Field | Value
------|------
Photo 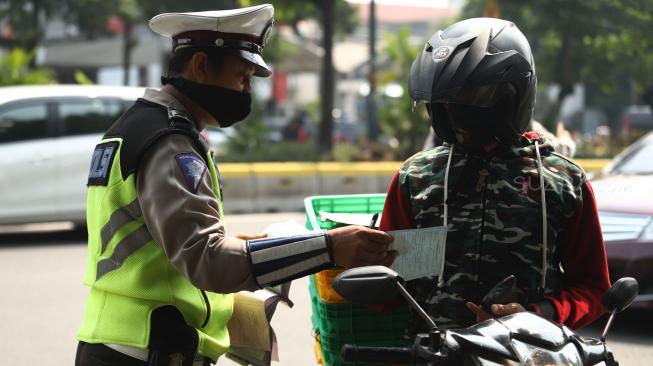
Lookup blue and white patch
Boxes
[175,153,206,193]
[87,141,118,186]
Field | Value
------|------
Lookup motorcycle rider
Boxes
[379,18,610,335]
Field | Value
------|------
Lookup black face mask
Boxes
[162,77,251,128]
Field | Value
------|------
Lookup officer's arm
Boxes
[138,134,262,292]
[138,134,375,291]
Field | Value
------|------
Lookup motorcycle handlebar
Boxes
[341,344,413,364]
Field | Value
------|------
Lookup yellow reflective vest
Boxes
[77,100,233,362]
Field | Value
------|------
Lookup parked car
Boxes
[0,85,237,228]
[592,130,653,305]
[620,104,653,138]
[266,115,366,144]
[0,85,145,227]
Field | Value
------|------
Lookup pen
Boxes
[369,213,379,229]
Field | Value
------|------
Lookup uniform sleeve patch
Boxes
[88,141,119,186]
[175,153,207,193]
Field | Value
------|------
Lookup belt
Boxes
[104,343,211,365]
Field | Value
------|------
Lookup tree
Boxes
[319,0,336,154]
[0,48,56,85]
[0,0,66,55]
[585,1,653,115]
[244,0,359,155]
[462,0,653,132]
[60,0,239,85]
[377,27,430,159]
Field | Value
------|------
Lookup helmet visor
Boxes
[437,82,517,108]
[408,48,437,104]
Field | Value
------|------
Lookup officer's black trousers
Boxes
[75,307,207,366]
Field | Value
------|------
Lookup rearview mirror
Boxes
[332,266,403,304]
[603,277,638,313]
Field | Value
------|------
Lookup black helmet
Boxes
[409,18,536,151]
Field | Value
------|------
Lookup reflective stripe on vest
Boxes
[97,224,152,280]
[100,198,142,253]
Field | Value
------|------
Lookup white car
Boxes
[0,85,145,227]
[0,85,236,227]
[0,85,235,226]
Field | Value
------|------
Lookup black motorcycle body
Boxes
[334,266,637,366]
[418,312,611,365]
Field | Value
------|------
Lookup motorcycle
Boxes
[332,266,639,366]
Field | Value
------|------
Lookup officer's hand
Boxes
[466,302,526,323]
[327,226,396,268]
[236,233,268,240]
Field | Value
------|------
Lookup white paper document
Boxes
[388,226,447,281]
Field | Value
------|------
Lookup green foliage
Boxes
[219,141,321,162]
[220,99,322,162]
[243,0,360,156]
[0,0,65,49]
[74,70,94,85]
[221,100,269,156]
[61,0,240,38]
[0,49,56,86]
[332,143,361,162]
[137,0,239,20]
[259,31,298,64]
[377,27,430,160]
[461,0,653,129]
[241,0,358,38]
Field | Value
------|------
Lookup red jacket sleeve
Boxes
[537,180,611,329]
[367,172,416,312]
[380,171,416,231]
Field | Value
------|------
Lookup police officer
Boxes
[75,4,395,366]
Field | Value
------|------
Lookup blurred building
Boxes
[25,16,166,87]
[2,2,462,135]
[264,0,461,134]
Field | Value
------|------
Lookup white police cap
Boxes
[149,4,274,77]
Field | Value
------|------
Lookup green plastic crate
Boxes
[305,194,404,366]
[309,276,409,336]
[317,331,407,366]
[309,277,409,365]
[304,194,387,230]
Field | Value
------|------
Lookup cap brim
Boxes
[237,50,271,77]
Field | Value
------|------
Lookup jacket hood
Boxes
[442,131,555,160]
[499,132,555,159]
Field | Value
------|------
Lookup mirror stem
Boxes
[600,310,616,342]
[395,282,439,331]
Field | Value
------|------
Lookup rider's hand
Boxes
[236,232,268,240]
[490,302,526,316]
[328,225,397,268]
[466,302,493,323]
[466,302,526,323]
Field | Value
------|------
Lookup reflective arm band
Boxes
[247,230,334,287]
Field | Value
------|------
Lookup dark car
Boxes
[592,131,653,305]
[621,105,653,138]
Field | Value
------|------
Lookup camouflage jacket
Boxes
[396,135,586,332]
